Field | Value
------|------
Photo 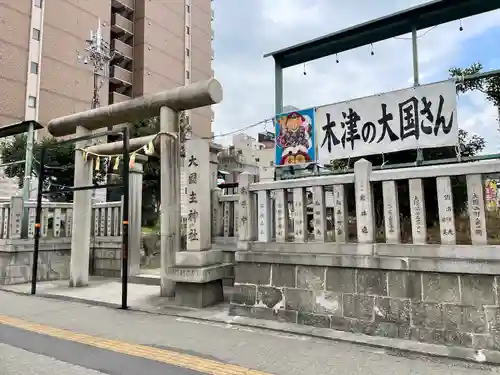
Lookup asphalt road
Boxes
[0,324,201,375]
[1,291,500,374]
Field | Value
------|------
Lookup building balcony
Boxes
[111,0,134,12]
[109,91,131,104]
[111,13,133,36]
[110,65,132,86]
[111,39,133,63]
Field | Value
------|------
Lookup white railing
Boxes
[230,159,500,247]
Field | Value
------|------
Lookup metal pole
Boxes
[21,121,35,237]
[411,27,419,86]
[121,127,130,310]
[411,26,424,165]
[275,60,283,115]
[30,146,45,295]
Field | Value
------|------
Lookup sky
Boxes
[210,0,500,154]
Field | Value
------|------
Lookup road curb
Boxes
[2,287,500,366]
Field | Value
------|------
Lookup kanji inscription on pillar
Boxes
[333,185,347,243]
[274,189,288,242]
[293,188,307,242]
[185,139,212,250]
[354,159,374,243]
[467,174,487,245]
[409,178,426,244]
[257,190,271,242]
[436,176,456,245]
[312,186,326,242]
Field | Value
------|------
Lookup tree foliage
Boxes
[449,61,500,108]
[124,111,191,226]
[0,135,104,202]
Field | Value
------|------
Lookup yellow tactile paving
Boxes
[0,315,272,375]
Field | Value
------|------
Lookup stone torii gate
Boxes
[46,79,223,299]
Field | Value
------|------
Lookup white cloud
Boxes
[212,0,500,150]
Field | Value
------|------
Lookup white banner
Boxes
[315,80,458,161]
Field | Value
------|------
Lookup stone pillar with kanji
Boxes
[171,138,231,307]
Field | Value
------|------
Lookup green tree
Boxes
[0,135,104,202]
[117,112,191,227]
[449,61,500,108]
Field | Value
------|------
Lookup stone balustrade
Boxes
[0,198,123,284]
[228,158,500,355]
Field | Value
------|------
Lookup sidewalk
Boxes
[4,277,500,370]
[1,290,497,375]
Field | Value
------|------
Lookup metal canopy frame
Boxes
[265,0,500,114]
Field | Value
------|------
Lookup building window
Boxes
[186,4,190,13]
[186,48,190,57]
[32,28,40,41]
[186,70,190,80]
[28,96,37,108]
[30,62,39,74]
[186,26,190,35]
[34,0,43,8]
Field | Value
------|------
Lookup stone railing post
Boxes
[237,172,256,250]
[127,155,147,277]
[9,196,23,240]
[211,187,222,238]
[354,159,374,244]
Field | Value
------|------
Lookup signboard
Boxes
[315,80,458,161]
[275,108,315,166]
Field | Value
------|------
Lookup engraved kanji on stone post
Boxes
[333,185,348,243]
[293,188,307,242]
[467,174,487,245]
[382,180,400,243]
[185,139,211,250]
[436,176,456,245]
[312,186,327,242]
[274,189,289,242]
[257,190,272,242]
[409,178,427,244]
[354,159,374,243]
[238,172,256,249]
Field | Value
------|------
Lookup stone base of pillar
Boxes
[174,279,224,308]
[170,252,232,307]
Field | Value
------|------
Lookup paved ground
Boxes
[1,291,500,374]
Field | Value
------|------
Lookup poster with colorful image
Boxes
[275,108,316,166]
[485,178,498,212]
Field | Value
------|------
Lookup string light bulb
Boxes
[370,43,375,56]
[459,19,463,31]
[303,62,307,75]
[336,53,339,64]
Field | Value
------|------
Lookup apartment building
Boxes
[0,0,215,195]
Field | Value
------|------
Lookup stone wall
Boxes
[0,243,71,285]
[92,245,121,277]
[230,255,500,352]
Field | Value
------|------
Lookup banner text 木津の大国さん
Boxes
[315,80,458,163]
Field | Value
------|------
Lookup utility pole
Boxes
[77,20,113,110]
[76,20,114,200]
